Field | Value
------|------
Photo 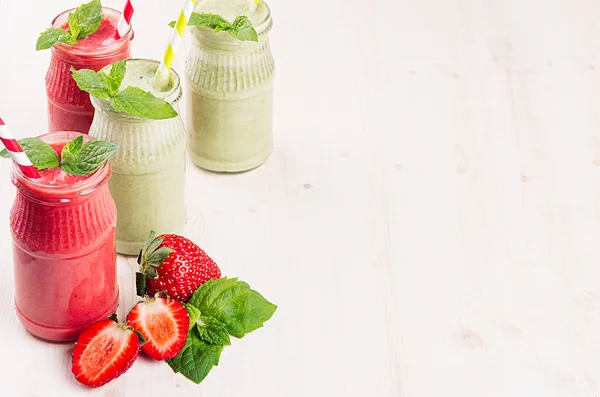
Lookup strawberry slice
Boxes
[126,296,190,360]
[72,317,142,388]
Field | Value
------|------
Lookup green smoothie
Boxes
[186,0,275,172]
[89,59,187,255]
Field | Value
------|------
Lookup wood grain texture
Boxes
[1,0,600,395]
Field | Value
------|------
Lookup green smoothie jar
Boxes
[186,0,275,173]
[89,59,187,255]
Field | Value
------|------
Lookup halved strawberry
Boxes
[72,317,142,388]
[126,296,190,360]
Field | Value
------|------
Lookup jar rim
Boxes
[12,131,111,196]
[189,1,272,41]
[50,7,133,58]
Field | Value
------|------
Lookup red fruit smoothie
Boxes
[10,132,118,342]
[46,8,133,134]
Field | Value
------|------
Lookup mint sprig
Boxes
[36,0,103,51]
[169,14,259,42]
[0,135,117,176]
[71,60,178,120]
[167,277,277,384]
[61,140,118,175]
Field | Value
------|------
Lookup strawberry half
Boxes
[126,296,190,360]
[72,316,142,388]
[136,232,221,302]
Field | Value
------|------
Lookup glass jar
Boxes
[46,7,133,133]
[11,132,118,342]
[186,0,275,172]
[89,59,187,256]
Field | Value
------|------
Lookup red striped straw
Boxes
[0,118,41,179]
[114,0,134,39]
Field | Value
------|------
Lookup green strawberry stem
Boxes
[136,231,173,297]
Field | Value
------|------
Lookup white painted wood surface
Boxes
[2,0,600,395]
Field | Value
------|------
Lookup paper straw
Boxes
[115,0,135,39]
[153,0,197,89]
[0,118,40,179]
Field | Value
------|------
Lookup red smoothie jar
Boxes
[10,131,118,341]
[46,7,133,133]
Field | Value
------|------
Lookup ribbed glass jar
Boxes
[186,0,275,172]
[11,132,117,342]
[46,7,132,133]
[89,59,187,255]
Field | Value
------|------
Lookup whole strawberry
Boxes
[136,231,221,302]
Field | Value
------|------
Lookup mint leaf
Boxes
[0,138,59,170]
[188,278,237,309]
[167,331,223,384]
[76,141,118,173]
[61,136,84,164]
[183,303,201,329]
[71,67,111,99]
[72,62,178,119]
[215,288,276,338]
[36,0,103,51]
[106,60,126,96]
[60,162,87,176]
[213,21,232,34]
[196,316,231,345]
[19,138,60,170]
[68,12,82,39]
[169,13,228,29]
[231,16,258,42]
[174,13,258,42]
[36,28,76,51]
[68,0,103,39]
[189,277,277,338]
[110,86,178,120]
[61,140,118,176]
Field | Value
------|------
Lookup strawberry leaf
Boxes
[146,267,159,280]
[148,247,173,267]
[144,232,162,255]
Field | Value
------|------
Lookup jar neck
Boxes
[12,164,112,206]
[51,39,131,69]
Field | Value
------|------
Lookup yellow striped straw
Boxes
[153,0,197,89]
